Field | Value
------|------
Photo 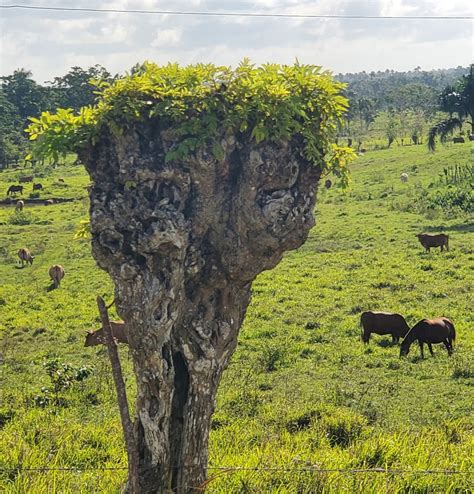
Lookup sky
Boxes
[0,0,473,83]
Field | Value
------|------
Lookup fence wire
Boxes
[1,466,472,474]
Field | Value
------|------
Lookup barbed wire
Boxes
[1,465,472,475]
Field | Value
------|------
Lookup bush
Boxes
[258,343,286,372]
[322,409,366,447]
[286,409,321,433]
[33,358,94,408]
[8,211,36,225]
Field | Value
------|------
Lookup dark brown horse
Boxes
[7,185,23,196]
[360,311,410,344]
[400,317,455,358]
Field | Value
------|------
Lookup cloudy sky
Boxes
[0,0,472,83]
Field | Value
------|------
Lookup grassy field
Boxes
[0,142,473,493]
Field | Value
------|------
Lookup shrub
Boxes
[286,409,321,433]
[33,358,93,408]
[7,211,37,225]
[224,389,262,418]
[258,343,286,372]
[322,409,366,447]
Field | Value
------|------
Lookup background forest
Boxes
[0,64,470,167]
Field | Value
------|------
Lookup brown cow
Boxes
[18,247,34,266]
[400,317,455,358]
[15,200,24,212]
[416,233,449,252]
[84,321,128,346]
[49,264,65,288]
[360,311,410,344]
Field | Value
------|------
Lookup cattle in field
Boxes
[18,248,34,266]
[400,317,455,358]
[33,183,43,191]
[324,179,332,189]
[44,199,54,206]
[453,137,465,144]
[49,264,65,288]
[360,311,410,344]
[15,200,24,212]
[416,233,449,252]
[19,175,34,183]
[84,321,128,346]
[400,173,408,183]
[7,185,23,196]
[469,134,474,141]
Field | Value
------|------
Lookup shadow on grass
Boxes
[422,222,474,233]
[376,339,399,349]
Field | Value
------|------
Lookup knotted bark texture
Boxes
[80,121,322,493]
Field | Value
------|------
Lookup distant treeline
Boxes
[0,64,469,167]
[337,66,467,112]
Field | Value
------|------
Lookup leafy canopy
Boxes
[26,60,354,183]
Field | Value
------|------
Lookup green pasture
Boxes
[0,142,473,493]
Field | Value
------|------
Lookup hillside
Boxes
[0,142,473,492]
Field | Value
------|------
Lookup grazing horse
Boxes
[360,311,410,344]
[7,185,23,196]
[33,183,43,191]
[400,317,455,358]
[18,247,34,266]
[49,264,65,288]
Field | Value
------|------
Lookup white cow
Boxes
[400,173,408,183]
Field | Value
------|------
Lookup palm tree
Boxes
[428,64,474,150]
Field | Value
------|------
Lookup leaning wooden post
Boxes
[97,296,139,493]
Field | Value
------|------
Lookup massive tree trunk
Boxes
[80,121,322,492]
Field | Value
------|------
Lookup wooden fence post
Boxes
[97,296,140,493]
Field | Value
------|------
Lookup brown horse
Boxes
[400,317,455,358]
[360,311,410,344]
[7,185,23,196]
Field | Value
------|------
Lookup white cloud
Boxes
[150,28,182,48]
[0,0,472,82]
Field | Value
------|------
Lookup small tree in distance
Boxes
[428,64,474,150]
[27,60,354,493]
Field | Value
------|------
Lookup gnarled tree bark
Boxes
[80,121,322,493]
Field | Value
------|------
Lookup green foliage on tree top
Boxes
[26,60,355,183]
